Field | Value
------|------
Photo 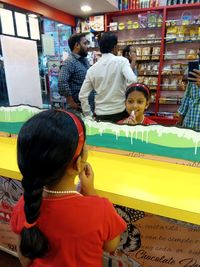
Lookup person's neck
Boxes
[46,173,76,192]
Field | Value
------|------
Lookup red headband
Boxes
[126,83,150,98]
[59,110,84,160]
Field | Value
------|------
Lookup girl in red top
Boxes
[11,110,126,267]
[118,83,156,125]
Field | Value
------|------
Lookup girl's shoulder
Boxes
[143,117,157,125]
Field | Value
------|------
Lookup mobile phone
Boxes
[188,61,199,79]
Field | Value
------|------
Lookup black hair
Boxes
[17,110,86,259]
[122,45,132,58]
[99,32,118,53]
[125,84,150,101]
[68,33,86,51]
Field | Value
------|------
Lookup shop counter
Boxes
[1,136,200,224]
[1,136,200,266]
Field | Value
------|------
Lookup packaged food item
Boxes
[144,77,150,85]
[176,26,186,42]
[118,22,125,31]
[136,47,142,60]
[109,22,118,31]
[169,78,178,90]
[152,63,159,75]
[126,20,133,30]
[157,14,163,28]
[152,77,158,86]
[152,47,160,60]
[138,76,144,83]
[162,65,171,75]
[189,27,198,41]
[138,13,148,28]
[166,26,177,42]
[186,49,197,60]
[181,11,192,26]
[171,64,181,75]
[147,12,158,28]
[132,22,140,29]
[162,78,170,90]
[142,47,151,60]
[177,49,186,59]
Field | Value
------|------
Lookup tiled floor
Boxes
[0,251,21,267]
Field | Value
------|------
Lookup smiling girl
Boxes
[118,83,156,125]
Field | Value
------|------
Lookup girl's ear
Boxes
[75,156,82,173]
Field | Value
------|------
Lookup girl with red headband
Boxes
[118,83,156,125]
[10,110,126,267]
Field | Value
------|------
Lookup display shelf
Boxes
[109,27,162,31]
[165,39,200,44]
[105,3,200,125]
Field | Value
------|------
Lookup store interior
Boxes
[0,0,200,267]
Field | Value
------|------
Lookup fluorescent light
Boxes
[28,14,37,18]
[57,23,63,27]
[81,5,92,12]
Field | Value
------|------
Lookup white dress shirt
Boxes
[79,53,137,116]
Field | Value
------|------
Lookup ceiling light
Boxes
[28,14,37,18]
[57,23,63,27]
[81,5,92,12]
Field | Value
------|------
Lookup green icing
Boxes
[0,106,200,161]
[87,134,200,162]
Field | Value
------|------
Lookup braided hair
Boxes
[17,110,86,259]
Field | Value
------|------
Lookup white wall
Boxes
[0,35,42,108]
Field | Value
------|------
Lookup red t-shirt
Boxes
[11,195,126,267]
[118,116,157,125]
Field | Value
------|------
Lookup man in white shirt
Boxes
[79,32,137,122]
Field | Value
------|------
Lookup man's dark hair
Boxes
[68,33,86,51]
[122,45,132,58]
[99,32,118,54]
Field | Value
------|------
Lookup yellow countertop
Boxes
[1,137,200,225]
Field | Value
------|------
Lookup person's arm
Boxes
[79,71,94,116]
[102,199,127,253]
[16,235,32,267]
[103,235,121,252]
[78,163,96,196]
[58,61,79,109]
[121,58,137,84]
[177,82,191,125]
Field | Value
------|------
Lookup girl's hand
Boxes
[188,69,200,87]
[78,163,96,196]
[123,116,137,125]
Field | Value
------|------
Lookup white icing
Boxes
[84,119,200,155]
[0,106,41,122]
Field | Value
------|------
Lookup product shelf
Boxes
[105,3,200,125]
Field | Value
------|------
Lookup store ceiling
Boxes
[38,0,118,16]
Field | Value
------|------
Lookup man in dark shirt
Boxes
[58,33,92,112]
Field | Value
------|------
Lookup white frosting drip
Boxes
[84,119,200,155]
[0,106,41,122]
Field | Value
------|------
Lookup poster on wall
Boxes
[89,15,104,32]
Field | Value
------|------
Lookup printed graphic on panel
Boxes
[0,176,23,253]
[103,204,200,267]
